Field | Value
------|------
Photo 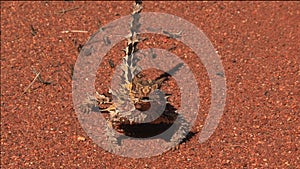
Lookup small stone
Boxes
[77,136,86,141]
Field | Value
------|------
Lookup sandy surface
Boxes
[1,1,299,168]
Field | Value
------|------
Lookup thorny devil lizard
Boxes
[80,1,190,152]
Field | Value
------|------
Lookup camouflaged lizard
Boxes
[80,0,190,152]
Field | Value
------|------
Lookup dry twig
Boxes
[56,7,80,16]
[60,30,88,34]
[30,25,37,36]
[22,71,41,95]
[33,69,52,85]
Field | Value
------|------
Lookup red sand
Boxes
[1,1,299,168]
